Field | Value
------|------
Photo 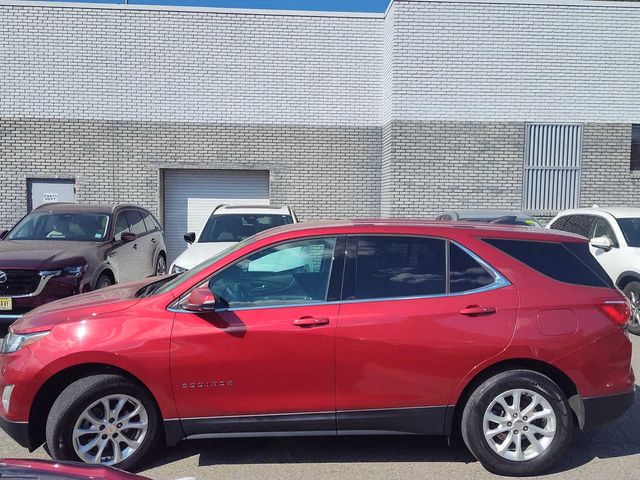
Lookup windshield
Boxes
[617,218,640,247]
[8,212,110,241]
[153,238,254,296]
[198,214,292,243]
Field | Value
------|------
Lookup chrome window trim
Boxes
[168,238,510,314]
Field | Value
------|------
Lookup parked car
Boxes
[0,458,149,479]
[0,203,166,323]
[170,204,297,273]
[436,209,542,227]
[0,220,634,476]
[547,207,640,334]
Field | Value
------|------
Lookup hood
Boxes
[11,277,156,334]
[172,242,236,270]
[0,239,98,270]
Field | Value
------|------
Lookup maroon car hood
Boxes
[11,279,154,334]
[0,240,98,270]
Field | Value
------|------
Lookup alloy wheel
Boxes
[483,388,556,461]
[72,394,149,465]
[156,256,166,276]
[628,290,640,327]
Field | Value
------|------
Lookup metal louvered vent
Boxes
[522,124,583,212]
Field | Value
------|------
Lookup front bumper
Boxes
[582,388,635,430]
[0,415,31,449]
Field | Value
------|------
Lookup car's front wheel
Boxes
[622,281,640,335]
[461,370,573,477]
[45,374,160,471]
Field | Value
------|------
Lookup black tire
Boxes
[155,254,167,276]
[461,370,573,477]
[622,281,640,335]
[45,374,160,471]
[95,273,113,290]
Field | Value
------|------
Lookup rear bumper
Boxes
[0,415,31,449]
[582,388,635,430]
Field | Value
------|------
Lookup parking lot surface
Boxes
[1,335,638,480]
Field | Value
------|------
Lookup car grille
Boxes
[0,269,41,296]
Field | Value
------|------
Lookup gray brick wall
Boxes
[0,119,381,229]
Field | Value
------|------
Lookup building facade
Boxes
[1,0,639,260]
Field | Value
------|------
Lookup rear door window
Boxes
[484,238,613,288]
[347,236,447,300]
[124,210,147,236]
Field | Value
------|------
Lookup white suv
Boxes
[170,205,298,274]
[547,207,640,334]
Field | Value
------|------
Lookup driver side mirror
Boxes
[590,235,613,251]
[184,232,196,244]
[0,230,7,240]
[182,285,216,312]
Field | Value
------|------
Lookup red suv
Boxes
[0,220,634,476]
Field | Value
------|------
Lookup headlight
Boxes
[39,265,87,278]
[62,265,87,278]
[171,265,187,274]
[0,331,50,354]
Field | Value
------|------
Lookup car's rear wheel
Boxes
[461,370,573,477]
[622,281,640,335]
[95,273,113,290]
[45,374,159,471]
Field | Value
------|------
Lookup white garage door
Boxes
[163,169,270,263]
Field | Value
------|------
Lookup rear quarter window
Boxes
[484,238,613,288]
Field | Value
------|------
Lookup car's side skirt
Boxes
[167,406,449,442]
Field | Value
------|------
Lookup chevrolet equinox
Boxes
[0,220,635,476]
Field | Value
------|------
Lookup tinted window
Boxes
[617,218,640,247]
[484,238,611,288]
[560,215,593,238]
[209,237,336,309]
[114,213,129,241]
[563,242,614,287]
[590,217,618,247]
[124,210,146,235]
[449,243,495,293]
[351,236,446,300]
[199,214,293,243]
[549,216,568,231]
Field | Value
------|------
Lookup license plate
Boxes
[0,298,12,311]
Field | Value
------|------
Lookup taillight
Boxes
[597,300,631,327]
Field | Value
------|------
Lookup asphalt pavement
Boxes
[1,336,638,480]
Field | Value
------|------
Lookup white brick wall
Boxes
[387,0,640,122]
[0,4,383,126]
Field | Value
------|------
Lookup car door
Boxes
[588,216,624,282]
[335,235,518,436]
[170,236,344,437]
[123,209,153,278]
[108,211,138,284]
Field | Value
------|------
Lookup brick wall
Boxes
[0,119,382,229]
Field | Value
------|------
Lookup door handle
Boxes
[133,243,138,250]
[151,238,156,243]
[292,316,330,327]
[459,305,497,316]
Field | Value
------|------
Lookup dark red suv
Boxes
[0,203,167,324]
[0,220,634,476]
